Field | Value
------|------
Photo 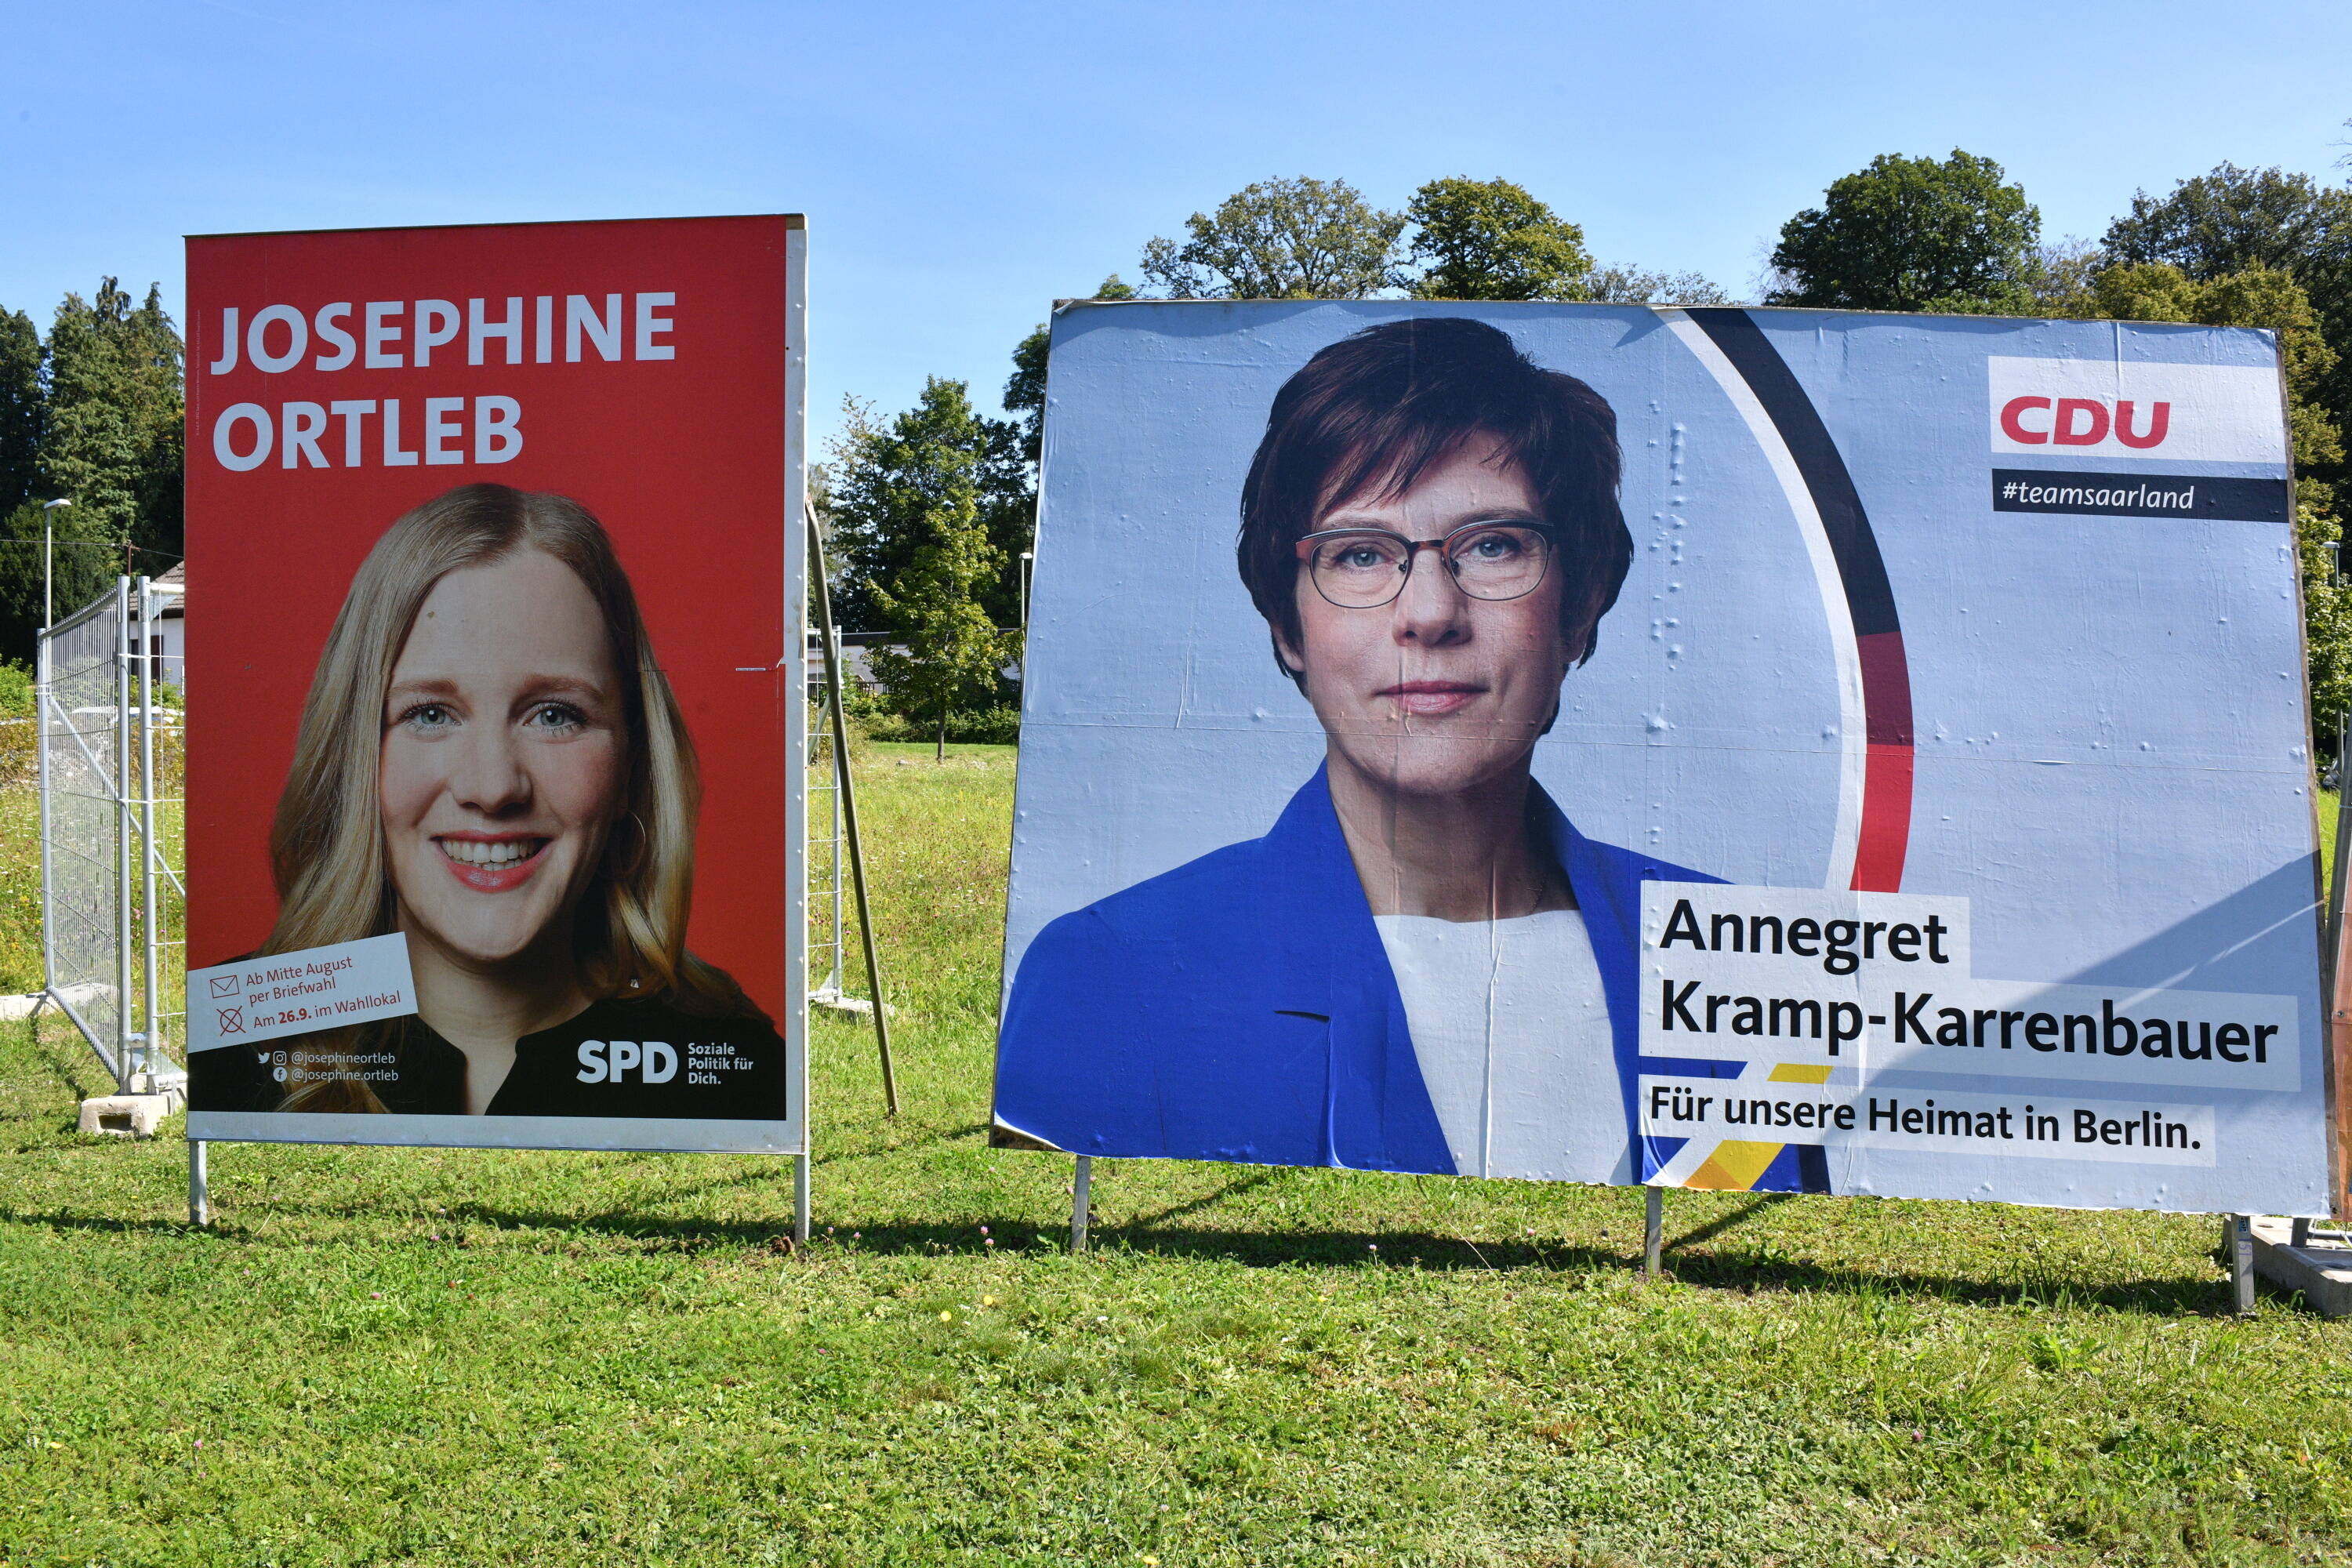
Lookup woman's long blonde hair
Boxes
[269,484,752,1112]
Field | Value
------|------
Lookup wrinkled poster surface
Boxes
[184,216,807,1153]
[993,301,2326,1214]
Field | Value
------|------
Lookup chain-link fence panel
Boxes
[41,583,126,1082]
[39,578,182,1093]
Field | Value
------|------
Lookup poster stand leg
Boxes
[806,506,899,1117]
[793,1152,811,1247]
[2225,1213,2256,1316]
[1070,1155,1092,1254]
[2325,708,2352,1225]
[1644,1186,1664,1279]
[188,1139,208,1228]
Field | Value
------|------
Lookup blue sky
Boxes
[3,0,2347,456]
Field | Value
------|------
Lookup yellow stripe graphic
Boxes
[1675,1063,1835,1190]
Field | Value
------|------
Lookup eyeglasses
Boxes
[1293,520,1557,608]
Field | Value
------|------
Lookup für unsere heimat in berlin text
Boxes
[1636,884,2299,1167]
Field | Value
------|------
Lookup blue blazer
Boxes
[994,764,1830,1190]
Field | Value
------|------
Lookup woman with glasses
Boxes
[994,316,1792,1189]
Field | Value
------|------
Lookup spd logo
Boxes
[1986,356,2285,466]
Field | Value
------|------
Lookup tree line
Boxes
[829,153,2352,746]
[9,149,2347,731]
[0,281,186,658]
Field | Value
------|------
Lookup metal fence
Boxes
[38,576,185,1093]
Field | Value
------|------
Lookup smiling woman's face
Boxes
[379,549,626,971]
[1280,436,1571,800]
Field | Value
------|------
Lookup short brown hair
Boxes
[1236,316,1631,682]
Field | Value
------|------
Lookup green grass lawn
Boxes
[3,741,2350,1566]
[2321,789,2340,898]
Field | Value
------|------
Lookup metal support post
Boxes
[1070,1155,1093,1254]
[136,578,159,1087]
[807,506,898,1116]
[2327,708,2352,1225]
[793,1152,811,1247]
[34,631,54,1012]
[111,579,133,1091]
[1644,1185,1664,1279]
[188,1140,209,1228]
[2225,1213,2256,1316]
[807,641,848,1004]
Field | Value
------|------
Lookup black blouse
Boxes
[189,992,789,1120]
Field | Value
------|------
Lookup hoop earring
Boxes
[608,810,649,877]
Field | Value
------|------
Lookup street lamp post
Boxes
[40,499,71,630]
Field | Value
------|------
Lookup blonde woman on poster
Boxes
[191,484,787,1119]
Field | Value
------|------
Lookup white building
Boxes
[147,561,185,691]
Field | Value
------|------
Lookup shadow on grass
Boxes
[1664,1192,1791,1251]
[1047,1221,2238,1316]
[0,1117,2244,1317]
[0,1199,2249,1315]
[0,1208,212,1238]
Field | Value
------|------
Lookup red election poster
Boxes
[182,216,808,1153]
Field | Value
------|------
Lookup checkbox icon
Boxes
[216,1007,245,1037]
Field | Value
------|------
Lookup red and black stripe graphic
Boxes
[1684,308,1915,893]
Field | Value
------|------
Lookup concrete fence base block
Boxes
[0,993,42,1022]
[78,1093,175,1140]
[2252,1217,2352,1316]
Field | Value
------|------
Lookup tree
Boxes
[830,383,1031,634]
[1141,177,1404,299]
[833,379,1016,757]
[2103,163,2352,282]
[0,282,184,659]
[1768,150,2041,314]
[42,280,184,564]
[1584,264,1733,305]
[0,308,42,516]
[2298,503,2352,739]
[2102,162,2352,493]
[1401,177,1592,301]
[2016,238,2107,316]
[829,380,1018,753]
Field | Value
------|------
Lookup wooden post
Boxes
[1070,1155,1093,1254]
[1643,1185,1664,1279]
[188,1139,208,1228]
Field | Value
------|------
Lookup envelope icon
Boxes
[209,974,241,998]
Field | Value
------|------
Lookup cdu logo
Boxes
[1986,356,2286,466]
[1998,394,2169,449]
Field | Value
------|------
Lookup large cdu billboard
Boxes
[991,299,2330,1215]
